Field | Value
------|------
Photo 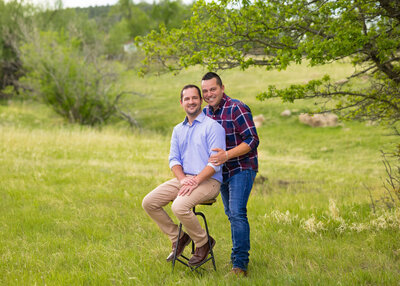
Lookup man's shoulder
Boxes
[203,115,217,125]
[229,97,248,108]
[204,116,225,132]
[223,95,249,110]
[173,121,185,132]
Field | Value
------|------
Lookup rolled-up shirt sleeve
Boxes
[233,104,259,150]
[206,122,226,172]
[168,127,182,169]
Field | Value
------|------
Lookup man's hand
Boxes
[178,183,198,196]
[180,176,197,186]
[208,148,228,166]
[178,176,199,196]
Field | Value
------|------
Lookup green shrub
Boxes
[20,30,122,126]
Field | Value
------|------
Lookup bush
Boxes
[20,30,123,126]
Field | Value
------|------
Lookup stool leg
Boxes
[203,214,217,271]
[194,210,217,271]
[172,223,183,271]
[191,207,196,254]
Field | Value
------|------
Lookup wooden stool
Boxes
[172,198,217,272]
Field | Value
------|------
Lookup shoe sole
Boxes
[187,238,216,266]
[166,237,192,262]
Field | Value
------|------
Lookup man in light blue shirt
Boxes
[142,84,225,266]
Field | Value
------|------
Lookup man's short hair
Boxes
[180,84,202,101]
[202,72,223,87]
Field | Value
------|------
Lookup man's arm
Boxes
[171,164,186,182]
[209,142,251,166]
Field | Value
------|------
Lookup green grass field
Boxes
[1,63,399,285]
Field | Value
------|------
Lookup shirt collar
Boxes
[183,111,205,125]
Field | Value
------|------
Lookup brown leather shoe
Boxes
[166,232,192,262]
[228,267,248,277]
[187,236,215,266]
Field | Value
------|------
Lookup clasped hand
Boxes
[178,176,198,196]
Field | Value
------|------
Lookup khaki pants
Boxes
[142,177,220,247]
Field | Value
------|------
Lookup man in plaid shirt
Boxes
[202,72,259,276]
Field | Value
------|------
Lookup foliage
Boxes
[111,0,193,39]
[20,30,123,126]
[150,0,193,31]
[36,5,105,50]
[0,0,194,91]
[0,0,35,99]
[138,0,400,124]
[0,0,107,100]
[104,19,131,57]
[75,5,113,28]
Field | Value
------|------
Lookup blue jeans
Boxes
[220,169,256,271]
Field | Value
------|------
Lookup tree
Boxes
[105,19,131,56]
[150,0,193,30]
[138,0,400,124]
[110,0,193,40]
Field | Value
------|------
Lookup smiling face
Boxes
[180,87,203,119]
[201,77,224,111]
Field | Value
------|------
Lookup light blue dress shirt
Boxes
[169,112,226,183]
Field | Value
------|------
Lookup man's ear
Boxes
[221,85,225,93]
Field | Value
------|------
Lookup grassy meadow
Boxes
[1,62,399,285]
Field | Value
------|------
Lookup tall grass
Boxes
[0,62,399,285]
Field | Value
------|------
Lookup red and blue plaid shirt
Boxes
[204,94,259,181]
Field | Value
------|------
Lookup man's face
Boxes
[201,78,224,110]
[180,87,202,117]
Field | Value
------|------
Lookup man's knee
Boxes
[142,194,156,212]
[229,208,247,221]
[171,200,188,218]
